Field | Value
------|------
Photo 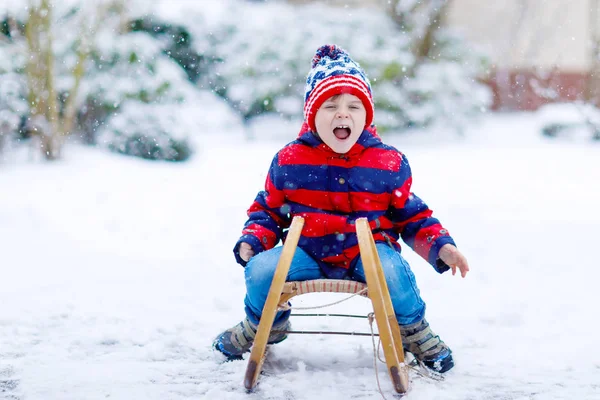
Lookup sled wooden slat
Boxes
[356,218,409,393]
[279,279,368,306]
[244,216,305,390]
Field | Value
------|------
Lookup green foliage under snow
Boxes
[0,0,493,161]
[162,0,492,132]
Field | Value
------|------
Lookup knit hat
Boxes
[303,44,374,133]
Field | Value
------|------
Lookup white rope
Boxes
[278,288,368,311]
[367,313,389,400]
[277,280,442,393]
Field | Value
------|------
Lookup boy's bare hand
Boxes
[438,244,470,278]
[239,242,255,262]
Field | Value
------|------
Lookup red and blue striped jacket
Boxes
[234,123,455,278]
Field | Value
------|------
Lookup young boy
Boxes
[213,44,469,373]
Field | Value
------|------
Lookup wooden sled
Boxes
[243,216,409,394]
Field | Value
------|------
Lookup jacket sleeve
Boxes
[387,153,455,273]
[233,154,292,266]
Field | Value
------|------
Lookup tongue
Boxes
[333,127,351,140]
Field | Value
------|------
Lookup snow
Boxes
[1,109,599,399]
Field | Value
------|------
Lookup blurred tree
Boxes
[0,117,11,155]
[381,0,489,133]
[23,0,112,160]
[129,18,211,84]
[385,0,453,66]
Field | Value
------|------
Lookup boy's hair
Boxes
[304,44,374,133]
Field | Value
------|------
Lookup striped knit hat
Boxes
[303,44,374,133]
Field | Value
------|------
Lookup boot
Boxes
[401,318,454,373]
[213,317,291,360]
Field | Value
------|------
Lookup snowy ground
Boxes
[1,113,599,400]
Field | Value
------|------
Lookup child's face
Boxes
[314,93,366,154]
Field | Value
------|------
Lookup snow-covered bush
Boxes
[0,16,29,149]
[85,31,196,107]
[0,17,26,75]
[2,0,493,162]
[0,73,28,153]
[142,0,491,132]
[127,18,214,85]
[1,2,205,161]
[178,1,415,128]
[382,30,492,132]
[537,102,600,142]
[83,29,206,160]
[0,73,27,124]
[96,102,192,161]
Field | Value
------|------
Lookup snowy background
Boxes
[2,0,600,399]
[2,110,599,399]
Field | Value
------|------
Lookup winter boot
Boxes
[213,317,291,360]
[400,318,454,373]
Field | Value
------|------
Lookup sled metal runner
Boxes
[278,329,378,337]
[243,216,409,394]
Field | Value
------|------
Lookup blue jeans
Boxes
[244,244,426,326]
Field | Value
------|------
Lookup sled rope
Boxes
[278,278,436,393]
[367,313,444,395]
[278,288,396,398]
[367,312,390,400]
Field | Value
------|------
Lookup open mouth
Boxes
[333,125,351,140]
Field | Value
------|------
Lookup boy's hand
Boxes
[438,244,470,278]
[239,242,255,262]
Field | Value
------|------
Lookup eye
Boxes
[349,105,360,109]
[324,105,336,109]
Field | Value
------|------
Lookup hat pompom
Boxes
[311,44,346,68]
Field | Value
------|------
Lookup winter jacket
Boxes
[234,123,456,278]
